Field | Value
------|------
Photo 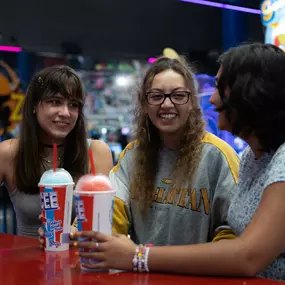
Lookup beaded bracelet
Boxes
[132,244,153,273]
[144,247,151,272]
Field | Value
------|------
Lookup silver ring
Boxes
[95,242,99,250]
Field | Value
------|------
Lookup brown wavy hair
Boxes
[131,56,205,213]
[15,66,88,194]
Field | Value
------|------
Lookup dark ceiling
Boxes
[0,0,264,60]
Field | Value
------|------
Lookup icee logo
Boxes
[40,192,59,210]
[46,220,63,233]
[76,199,86,222]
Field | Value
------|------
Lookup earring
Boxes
[33,109,36,114]
[146,117,151,142]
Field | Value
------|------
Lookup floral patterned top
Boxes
[228,144,285,280]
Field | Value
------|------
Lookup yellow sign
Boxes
[0,60,25,136]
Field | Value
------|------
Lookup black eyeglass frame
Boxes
[145,91,191,105]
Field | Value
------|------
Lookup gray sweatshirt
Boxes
[110,132,239,245]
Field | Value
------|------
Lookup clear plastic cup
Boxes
[74,174,116,271]
[39,168,74,251]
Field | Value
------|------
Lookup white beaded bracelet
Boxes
[144,247,151,272]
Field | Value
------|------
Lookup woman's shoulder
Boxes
[89,139,110,152]
[201,132,240,165]
[273,141,285,159]
[89,139,113,176]
[267,142,285,172]
[0,138,18,161]
[0,139,18,186]
[110,140,138,175]
[200,133,240,183]
[89,139,113,162]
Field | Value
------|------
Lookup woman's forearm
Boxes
[148,239,257,276]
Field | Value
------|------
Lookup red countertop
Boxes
[0,234,282,285]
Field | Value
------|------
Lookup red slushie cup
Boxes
[74,174,115,271]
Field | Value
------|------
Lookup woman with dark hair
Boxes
[0,66,113,238]
[74,56,240,267]
[73,44,285,280]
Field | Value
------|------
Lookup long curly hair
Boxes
[131,56,205,213]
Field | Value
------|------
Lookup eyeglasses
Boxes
[145,91,191,105]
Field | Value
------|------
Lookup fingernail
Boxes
[74,251,79,256]
[73,242,78,247]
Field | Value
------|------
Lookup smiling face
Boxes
[145,69,192,137]
[35,93,79,144]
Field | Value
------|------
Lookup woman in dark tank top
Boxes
[0,66,113,238]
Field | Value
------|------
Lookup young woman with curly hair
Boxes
[74,56,238,248]
[109,56,239,245]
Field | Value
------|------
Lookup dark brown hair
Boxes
[217,43,285,152]
[15,65,88,194]
[131,56,205,212]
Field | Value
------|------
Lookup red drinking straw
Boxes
[53,144,57,172]
[88,148,96,175]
